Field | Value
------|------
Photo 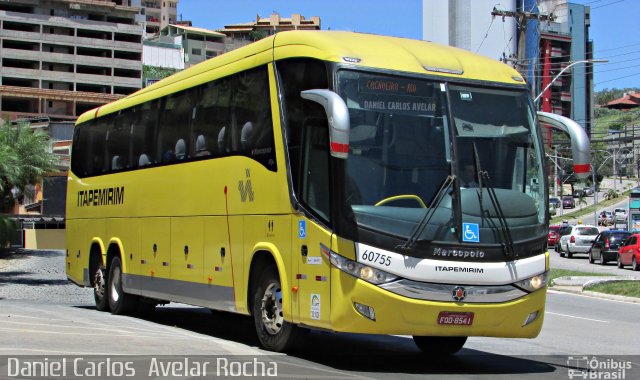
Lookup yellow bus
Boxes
[66,30,589,354]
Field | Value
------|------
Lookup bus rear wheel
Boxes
[93,262,109,312]
[252,265,301,352]
[413,336,467,355]
[107,256,137,315]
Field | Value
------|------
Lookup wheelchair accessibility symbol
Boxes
[462,223,480,243]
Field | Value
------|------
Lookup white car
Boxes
[558,225,600,258]
[614,208,627,222]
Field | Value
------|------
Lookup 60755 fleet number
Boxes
[360,249,392,266]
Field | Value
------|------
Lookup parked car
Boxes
[589,230,631,265]
[562,196,575,209]
[617,234,640,271]
[549,202,557,216]
[583,186,595,196]
[614,208,627,222]
[598,211,614,226]
[548,225,562,247]
[573,188,585,197]
[554,225,572,252]
[558,225,600,258]
[549,197,561,209]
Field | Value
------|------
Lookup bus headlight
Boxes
[514,271,550,292]
[330,252,399,285]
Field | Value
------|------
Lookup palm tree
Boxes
[0,120,55,246]
[605,189,619,201]
[577,193,587,209]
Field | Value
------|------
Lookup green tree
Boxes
[0,120,56,246]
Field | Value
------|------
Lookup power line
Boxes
[596,71,640,85]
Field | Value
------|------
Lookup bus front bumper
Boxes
[330,268,546,338]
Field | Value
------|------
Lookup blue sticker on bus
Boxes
[298,220,306,238]
[462,223,479,243]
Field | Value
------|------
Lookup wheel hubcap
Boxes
[94,267,105,298]
[260,283,283,335]
[110,265,121,303]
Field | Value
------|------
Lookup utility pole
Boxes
[490,7,555,72]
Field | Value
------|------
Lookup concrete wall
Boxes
[23,229,66,250]
[143,43,184,69]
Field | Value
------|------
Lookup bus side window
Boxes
[229,66,275,169]
[157,88,195,163]
[106,113,131,172]
[277,58,330,221]
[190,78,231,158]
[131,101,158,167]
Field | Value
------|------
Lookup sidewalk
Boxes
[552,276,640,303]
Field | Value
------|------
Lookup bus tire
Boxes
[413,336,467,355]
[92,260,109,312]
[107,256,137,315]
[252,265,300,352]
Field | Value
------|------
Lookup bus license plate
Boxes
[437,312,474,326]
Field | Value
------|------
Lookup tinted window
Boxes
[277,59,330,221]
[157,89,195,163]
[609,233,630,243]
[576,227,599,235]
[70,65,276,178]
[106,112,132,171]
[190,77,231,158]
[131,101,158,167]
[72,118,107,177]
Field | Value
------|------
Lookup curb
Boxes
[551,286,640,303]
[551,276,640,303]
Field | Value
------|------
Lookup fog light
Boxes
[523,310,539,326]
[354,302,376,321]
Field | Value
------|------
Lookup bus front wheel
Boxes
[107,256,137,315]
[413,336,467,355]
[252,265,302,352]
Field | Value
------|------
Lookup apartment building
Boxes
[535,0,594,136]
[0,0,144,122]
[218,13,321,42]
[155,24,225,68]
[143,0,177,36]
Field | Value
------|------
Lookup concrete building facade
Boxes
[423,0,517,62]
[143,0,178,36]
[218,13,320,42]
[534,0,594,136]
[152,24,225,68]
[0,0,144,122]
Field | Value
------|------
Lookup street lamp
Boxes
[534,59,609,103]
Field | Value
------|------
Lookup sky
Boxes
[178,0,639,91]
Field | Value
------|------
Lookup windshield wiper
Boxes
[472,143,515,260]
[398,175,455,250]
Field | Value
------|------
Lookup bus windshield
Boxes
[337,70,546,255]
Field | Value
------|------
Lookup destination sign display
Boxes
[356,76,440,116]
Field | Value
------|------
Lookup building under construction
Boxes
[0,0,145,123]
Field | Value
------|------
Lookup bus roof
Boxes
[77,31,526,124]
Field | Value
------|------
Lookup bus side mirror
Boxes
[537,111,590,180]
[301,89,350,159]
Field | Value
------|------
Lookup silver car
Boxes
[614,208,627,222]
[558,225,600,258]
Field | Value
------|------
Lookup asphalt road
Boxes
[1,250,639,379]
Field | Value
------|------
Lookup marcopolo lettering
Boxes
[433,247,485,259]
[77,186,125,207]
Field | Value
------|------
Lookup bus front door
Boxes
[292,217,332,328]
